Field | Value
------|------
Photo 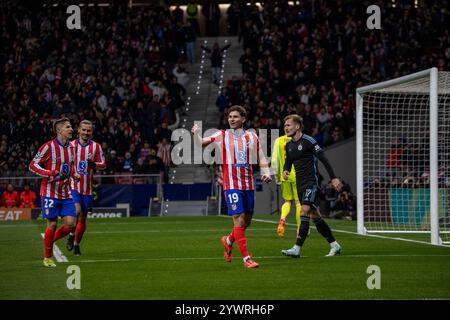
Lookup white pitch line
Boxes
[40,233,69,262]
[88,227,276,234]
[65,253,450,264]
[0,220,221,228]
[249,217,450,248]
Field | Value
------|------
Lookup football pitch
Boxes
[1,214,449,300]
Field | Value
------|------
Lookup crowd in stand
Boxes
[0,2,196,179]
[217,0,449,148]
[1,0,449,189]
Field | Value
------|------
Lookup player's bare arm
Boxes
[258,146,272,184]
[191,124,213,147]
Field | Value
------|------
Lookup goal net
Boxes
[356,68,450,245]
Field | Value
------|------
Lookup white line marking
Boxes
[65,254,450,264]
[88,228,276,234]
[249,218,450,248]
[0,220,221,228]
[40,233,69,262]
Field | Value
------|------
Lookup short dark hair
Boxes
[284,114,303,130]
[228,105,247,118]
[53,117,70,133]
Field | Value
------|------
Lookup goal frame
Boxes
[356,67,440,245]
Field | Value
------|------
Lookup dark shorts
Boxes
[298,185,320,209]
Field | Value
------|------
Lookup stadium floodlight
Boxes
[357,68,450,245]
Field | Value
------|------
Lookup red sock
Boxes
[228,229,235,244]
[75,221,87,244]
[53,225,69,241]
[233,226,249,258]
[44,228,55,258]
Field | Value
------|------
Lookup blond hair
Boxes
[284,114,303,130]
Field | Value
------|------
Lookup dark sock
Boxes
[314,217,336,243]
[295,216,310,247]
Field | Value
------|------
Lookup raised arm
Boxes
[191,124,219,147]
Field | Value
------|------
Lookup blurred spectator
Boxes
[148,148,166,183]
[202,0,221,37]
[330,190,356,221]
[216,88,232,113]
[172,5,184,24]
[121,152,134,173]
[183,21,197,65]
[106,150,121,174]
[134,158,150,174]
[385,138,407,178]
[201,42,231,85]
[226,1,240,36]
[140,142,152,160]
[1,184,19,208]
[19,183,37,208]
[157,138,172,168]
[172,65,190,89]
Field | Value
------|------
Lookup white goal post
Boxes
[356,68,450,245]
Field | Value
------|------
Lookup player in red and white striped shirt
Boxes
[29,117,79,268]
[191,105,272,268]
[67,120,106,256]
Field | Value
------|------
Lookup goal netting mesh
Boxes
[359,70,450,244]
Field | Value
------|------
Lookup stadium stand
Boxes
[0,0,449,214]
[0,1,187,179]
[218,0,449,148]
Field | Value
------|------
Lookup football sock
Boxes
[233,226,249,258]
[314,217,336,243]
[44,228,55,258]
[281,202,291,220]
[53,225,70,241]
[295,216,310,247]
[295,203,301,229]
[227,229,234,246]
[75,221,87,244]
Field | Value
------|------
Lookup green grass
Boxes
[0,214,449,300]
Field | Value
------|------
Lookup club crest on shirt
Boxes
[298,144,303,151]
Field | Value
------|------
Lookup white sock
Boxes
[243,255,251,262]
